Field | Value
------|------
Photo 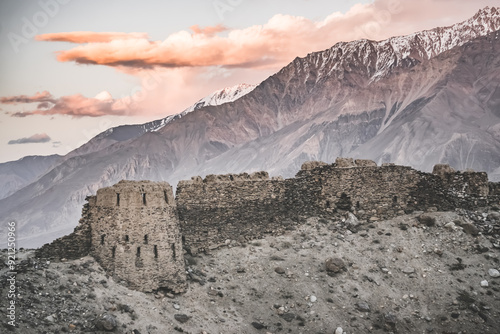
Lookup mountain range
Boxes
[1,7,500,248]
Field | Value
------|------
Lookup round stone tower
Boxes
[90,180,186,293]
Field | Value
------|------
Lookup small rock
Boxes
[454,220,479,236]
[280,313,296,322]
[355,301,371,312]
[174,314,190,323]
[417,214,436,227]
[45,315,55,323]
[384,312,397,329]
[402,267,415,274]
[274,267,285,274]
[251,321,266,329]
[488,211,500,221]
[335,327,343,334]
[488,269,500,278]
[481,280,489,287]
[444,222,457,230]
[173,303,181,310]
[95,313,117,331]
[310,295,317,302]
[345,212,360,228]
[325,257,346,275]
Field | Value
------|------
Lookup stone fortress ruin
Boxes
[37,158,500,293]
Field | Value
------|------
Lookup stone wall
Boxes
[37,158,496,292]
[90,181,186,293]
[294,163,422,219]
[36,197,94,260]
[489,182,500,205]
[176,159,494,253]
[176,172,298,254]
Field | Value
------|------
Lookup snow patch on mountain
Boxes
[150,84,256,132]
[296,7,500,83]
[183,84,257,113]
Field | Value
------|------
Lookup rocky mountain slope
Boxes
[65,83,256,159]
[1,8,500,248]
[2,210,500,333]
[0,154,61,200]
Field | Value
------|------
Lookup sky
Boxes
[0,0,498,163]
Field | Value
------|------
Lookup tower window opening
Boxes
[142,193,147,205]
[144,235,148,244]
[100,235,105,245]
[393,195,398,203]
[154,245,158,258]
[112,246,116,258]
[164,190,168,203]
[125,235,129,242]
[171,243,176,260]
[116,193,120,206]
[136,247,141,257]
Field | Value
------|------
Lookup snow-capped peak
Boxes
[150,83,257,132]
[183,83,257,113]
[290,6,500,83]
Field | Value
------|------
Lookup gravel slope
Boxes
[1,210,500,333]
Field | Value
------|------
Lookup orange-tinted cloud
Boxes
[0,91,55,104]
[190,24,227,36]
[35,31,149,43]
[3,92,129,118]
[35,1,498,71]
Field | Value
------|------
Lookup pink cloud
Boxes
[35,31,149,43]
[8,1,497,119]
[0,91,56,104]
[35,2,498,71]
[190,24,227,36]
[3,92,130,118]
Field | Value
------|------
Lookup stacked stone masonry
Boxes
[37,158,500,293]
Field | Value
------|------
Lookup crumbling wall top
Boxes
[96,180,174,208]
[301,161,328,171]
[333,157,377,168]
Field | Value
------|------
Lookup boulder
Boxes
[417,214,436,227]
[95,314,117,331]
[174,314,191,323]
[325,257,346,275]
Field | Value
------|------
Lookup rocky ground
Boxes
[1,209,500,334]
